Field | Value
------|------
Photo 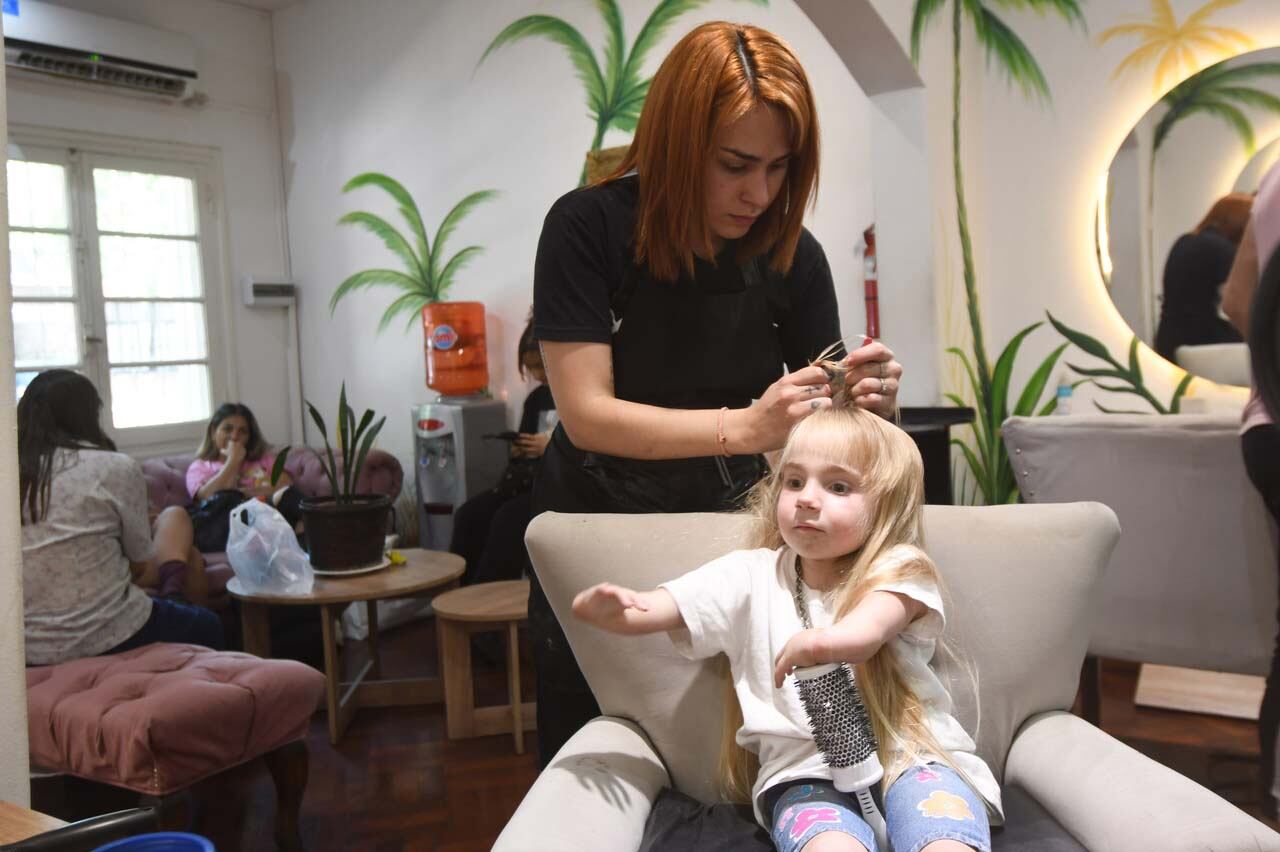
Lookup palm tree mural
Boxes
[910,0,1085,505]
[480,0,766,185]
[1098,0,1253,96]
[1153,58,1280,155]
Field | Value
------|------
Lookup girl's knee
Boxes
[801,832,868,852]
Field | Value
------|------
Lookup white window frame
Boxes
[9,125,238,456]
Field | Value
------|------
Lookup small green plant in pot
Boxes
[280,384,390,573]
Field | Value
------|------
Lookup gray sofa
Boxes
[495,505,1279,851]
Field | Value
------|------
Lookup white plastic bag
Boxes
[226,499,314,595]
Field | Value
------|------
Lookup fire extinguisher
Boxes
[862,224,880,339]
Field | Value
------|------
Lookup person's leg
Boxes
[883,764,990,852]
[769,781,873,852]
[133,508,208,604]
[104,597,226,655]
[529,573,600,767]
[1243,424,1280,811]
[450,490,509,585]
[473,493,535,585]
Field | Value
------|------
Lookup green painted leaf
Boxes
[1094,401,1149,415]
[1169,373,1195,413]
[1048,312,1117,365]
[479,16,607,115]
[593,0,626,101]
[910,0,947,63]
[987,0,1086,30]
[377,292,431,334]
[1127,336,1141,384]
[971,5,1052,102]
[435,246,485,302]
[342,173,431,271]
[430,190,498,283]
[610,110,640,134]
[329,269,428,314]
[338,212,424,280]
[1216,86,1280,116]
[1013,342,1068,416]
[1064,362,1129,380]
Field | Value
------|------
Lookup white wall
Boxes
[273,0,900,462]
[0,11,31,803]
[876,0,1280,414]
[6,0,296,444]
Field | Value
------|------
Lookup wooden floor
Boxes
[41,619,1279,850]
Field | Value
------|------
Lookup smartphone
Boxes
[483,431,520,442]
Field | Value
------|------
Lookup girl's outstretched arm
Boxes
[572,583,685,635]
[773,591,924,687]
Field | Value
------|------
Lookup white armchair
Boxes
[496,505,1278,851]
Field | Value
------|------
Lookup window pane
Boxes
[93,169,197,236]
[98,235,202,298]
[8,161,68,229]
[16,370,38,402]
[10,232,74,297]
[13,302,78,368]
[109,364,210,428]
[106,301,207,363]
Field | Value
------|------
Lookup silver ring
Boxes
[879,378,888,395]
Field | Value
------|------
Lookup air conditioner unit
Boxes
[2,0,198,100]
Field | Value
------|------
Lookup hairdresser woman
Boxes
[530,21,903,764]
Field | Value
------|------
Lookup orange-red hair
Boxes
[1194,192,1253,246]
[601,22,820,282]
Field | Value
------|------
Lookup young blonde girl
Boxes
[572,404,1001,852]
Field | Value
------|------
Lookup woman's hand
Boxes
[731,365,833,454]
[513,432,550,459]
[842,338,902,419]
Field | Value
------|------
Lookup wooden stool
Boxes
[432,579,536,753]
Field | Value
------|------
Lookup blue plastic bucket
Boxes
[93,833,215,852]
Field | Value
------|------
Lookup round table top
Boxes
[226,548,464,605]
[432,579,530,623]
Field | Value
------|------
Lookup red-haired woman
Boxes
[530,21,904,764]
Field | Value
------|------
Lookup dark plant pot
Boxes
[300,494,392,572]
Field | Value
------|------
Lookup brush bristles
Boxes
[794,663,879,768]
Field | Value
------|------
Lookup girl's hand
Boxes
[513,432,550,459]
[572,582,650,633]
[733,366,833,454]
[222,439,247,468]
[774,628,829,688]
[842,337,903,419]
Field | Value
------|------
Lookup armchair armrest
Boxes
[1005,711,1279,850]
[494,716,671,852]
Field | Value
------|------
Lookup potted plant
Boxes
[277,384,390,573]
[330,173,497,396]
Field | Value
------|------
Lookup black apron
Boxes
[528,250,789,765]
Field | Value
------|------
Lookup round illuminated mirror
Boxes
[1098,47,1280,388]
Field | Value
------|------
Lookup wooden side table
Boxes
[0,802,66,843]
[228,548,465,744]
[432,580,535,753]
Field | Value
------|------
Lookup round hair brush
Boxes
[794,662,888,850]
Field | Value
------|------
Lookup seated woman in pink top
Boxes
[186,403,304,552]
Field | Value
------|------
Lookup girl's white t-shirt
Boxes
[660,544,1003,827]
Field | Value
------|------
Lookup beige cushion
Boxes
[1002,414,1279,673]
[526,503,1120,797]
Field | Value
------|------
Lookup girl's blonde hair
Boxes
[717,401,968,802]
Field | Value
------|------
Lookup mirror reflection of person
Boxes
[530,22,904,766]
[1222,166,1280,820]
[1154,193,1250,363]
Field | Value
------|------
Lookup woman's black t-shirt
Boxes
[533,175,841,409]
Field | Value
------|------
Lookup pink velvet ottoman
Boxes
[26,643,324,849]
